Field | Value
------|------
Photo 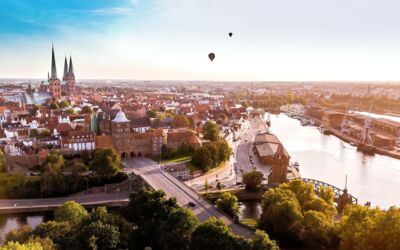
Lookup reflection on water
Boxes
[0,215,44,244]
[270,114,400,208]
[239,201,261,220]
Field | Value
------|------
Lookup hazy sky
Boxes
[1,0,400,81]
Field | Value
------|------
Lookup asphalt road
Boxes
[125,157,255,238]
[0,192,130,214]
[188,117,272,191]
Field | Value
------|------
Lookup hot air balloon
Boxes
[208,53,215,62]
[229,32,233,37]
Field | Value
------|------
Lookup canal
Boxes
[270,113,400,208]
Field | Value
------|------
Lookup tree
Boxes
[58,99,70,108]
[242,171,263,191]
[42,151,65,173]
[216,192,240,218]
[203,121,220,141]
[299,210,335,247]
[0,150,6,172]
[259,188,303,240]
[337,205,400,250]
[5,225,32,244]
[78,220,120,250]
[81,106,92,114]
[191,217,236,250]
[216,181,222,191]
[89,148,121,177]
[0,241,44,250]
[29,129,40,138]
[251,230,279,250]
[204,179,209,192]
[120,189,198,250]
[32,221,71,246]
[215,140,232,163]
[173,115,190,128]
[146,110,157,118]
[191,147,213,171]
[49,102,59,109]
[54,201,88,226]
[66,108,76,115]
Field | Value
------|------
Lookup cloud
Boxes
[89,7,134,16]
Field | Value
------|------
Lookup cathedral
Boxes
[38,44,75,99]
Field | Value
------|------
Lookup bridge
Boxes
[0,157,255,238]
[292,178,358,204]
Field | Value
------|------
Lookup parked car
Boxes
[188,202,196,207]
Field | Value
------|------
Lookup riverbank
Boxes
[305,115,400,160]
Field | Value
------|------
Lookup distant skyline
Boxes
[2,0,400,81]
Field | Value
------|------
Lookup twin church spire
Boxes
[50,43,74,80]
[62,55,75,80]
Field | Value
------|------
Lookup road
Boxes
[0,192,130,214]
[124,157,255,238]
[187,117,271,191]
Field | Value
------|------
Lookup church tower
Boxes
[48,44,61,99]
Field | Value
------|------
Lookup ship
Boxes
[357,113,375,154]
[357,97,376,155]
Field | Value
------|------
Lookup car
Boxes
[245,139,248,142]
[188,202,196,207]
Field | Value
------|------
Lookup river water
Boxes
[0,214,43,244]
[269,113,400,208]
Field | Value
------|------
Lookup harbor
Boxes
[269,112,400,208]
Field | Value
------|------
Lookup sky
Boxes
[1,0,400,81]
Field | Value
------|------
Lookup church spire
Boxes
[68,55,74,76]
[51,43,57,79]
[63,56,68,79]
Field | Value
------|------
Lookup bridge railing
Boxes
[290,178,358,204]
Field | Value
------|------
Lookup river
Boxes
[269,113,400,208]
[0,214,44,244]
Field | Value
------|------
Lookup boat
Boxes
[357,143,376,155]
[349,142,356,147]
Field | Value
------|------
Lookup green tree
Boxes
[66,108,76,115]
[251,230,279,250]
[259,188,303,240]
[191,217,236,250]
[54,201,88,226]
[49,102,59,109]
[89,148,121,177]
[5,225,32,244]
[29,129,40,138]
[299,210,335,247]
[0,150,6,172]
[203,121,220,141]
[146,110,157,118]
[78,220,120,250]
[204,179,209,192]
[32,221,71,246]
[58,99,70,108]
[216,192,240,218]
[42,151,65,173]
[215,140,232,163]
[120,189,197,250]
[173,115,190,128]
[191,147,214,171]
[242,171,263,191]
[0,241,44,250]
[216,181,222,191]
[81,105,92,114]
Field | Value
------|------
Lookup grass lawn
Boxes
[240,219,258,228]
[160,156,192,164]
